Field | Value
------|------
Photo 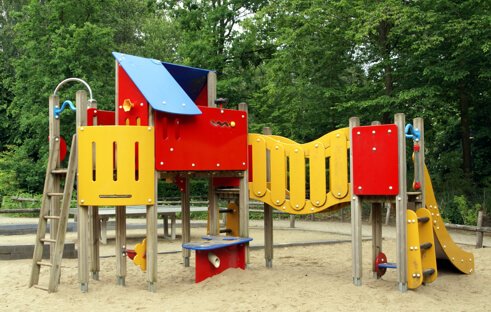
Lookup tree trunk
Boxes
[378,19,393,124]
[458,81,472,178]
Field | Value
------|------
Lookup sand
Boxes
[0,218,490,312]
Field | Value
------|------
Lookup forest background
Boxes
[0,0,489,224]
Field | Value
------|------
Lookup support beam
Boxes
[181,177,191,267]
[88,206,100,280]
[208,179,219,235]
[78,206,89,292]
[238,102,250,263]
[395,113,408,292]
[349,117,362,286]
[413,117,425,209]
[115,206,126,286]
[371,203,382,278]
[262,127,273,268]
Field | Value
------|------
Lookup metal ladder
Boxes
[29,134,77,292]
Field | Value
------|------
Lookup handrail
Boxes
[53,77,95,103]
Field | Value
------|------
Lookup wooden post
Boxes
[145,108,158,292]
[181,177,191,267]
[371,203,382,278]
[76,90,89,292]
[208,179,219,235]
[349,117,362,286]
[369,121,383,278]
[207,71,217,108]
[238,102,250,263]
[115,206,126,285]
[385,203,392,225]
[413,117,425,209]
[476,210,484,248]
[88,206,100,280]
[289,215,296,228]
[88,99,100,281]
[263,127,273,268]
[395,113,408,292]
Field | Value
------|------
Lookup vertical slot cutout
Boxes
[113,141,117,181]
[135,141,140,181]
[326,157,331,193]
[92,142,96,181]
[136,117,141,126]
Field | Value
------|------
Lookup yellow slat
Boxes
[250,135,267,198]
[330,131,348,199]
[309,142,326,207]
[270,142,286,206]
[289,145,305,211]
[407,210,423,289]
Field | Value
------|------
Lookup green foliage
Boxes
[441,195,482,225]
[0,0,489,227]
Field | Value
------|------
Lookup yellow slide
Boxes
[424,166,474,274]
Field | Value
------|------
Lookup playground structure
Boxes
[29,52,474,293]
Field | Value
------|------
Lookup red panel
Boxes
[213,177,240,188]
[117,65,149,126]
[195,85,208,106]
[194,244,247,283]
[352,124,399,195]
[87,108,115,126]
[155,106,248,171]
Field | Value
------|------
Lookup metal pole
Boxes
[395,113,408,292]
[349,117,362,286]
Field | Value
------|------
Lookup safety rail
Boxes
[248,128,351,215]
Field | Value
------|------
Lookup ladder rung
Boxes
[219,228,233,234]
[420,242,433,250]
[418,216,430,223]
[47,192,64,196]
[40,238,57,244]
[51,168,68,175]
[33,285,49,291]
[423,268,435,277]
[44,215,61,220]
[219,208,234,214]
[37,261,53,267]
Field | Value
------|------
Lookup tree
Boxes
[1,0,151,193]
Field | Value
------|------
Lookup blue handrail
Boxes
[54,100,76,118]
[405,124,421,140]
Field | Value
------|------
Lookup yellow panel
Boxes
[289,146,305,211]
[330,131,348,199]
[250,134,267,198]
[248,129,351,215]
[407,210,423,290]
[416,208,438,284]
[225,202,240,237]
[424,165,474,274]
[78,126,154,206]
[309,142,326,207]
[270,143,286,206]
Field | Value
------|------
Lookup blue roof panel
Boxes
[112,52,202,115]
[162,62,210,101]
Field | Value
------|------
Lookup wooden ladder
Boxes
[29,134,77,292]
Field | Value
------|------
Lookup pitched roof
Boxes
[113,52,212,115]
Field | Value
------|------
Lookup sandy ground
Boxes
[0,217,490,312]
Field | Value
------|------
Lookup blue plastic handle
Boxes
[405,124,421,140]
[54,100,76,118]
